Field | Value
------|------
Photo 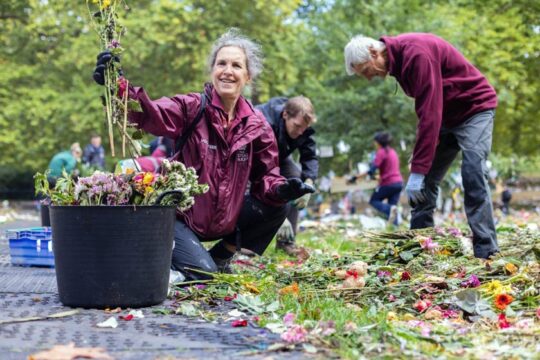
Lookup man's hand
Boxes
[276,218,294,243]
[293,179,314,209]
[93,51,122,85]
[276,178,315,202]
[406,172,426,205]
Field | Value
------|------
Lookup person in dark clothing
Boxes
[82,133,106,169]
[345,33,499,259]
[93,29,314,281]
[501,187,512,215]
[149,136,175,157]
[256,96,318,255]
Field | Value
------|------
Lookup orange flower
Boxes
[494,293,514,310]
[279,282,300,297]
[243,283,260,294]
[504,263,518,275]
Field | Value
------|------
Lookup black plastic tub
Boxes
[40,203,50,226]
[49,205,176,309]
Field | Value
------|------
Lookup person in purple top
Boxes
[344,33,499,259]
[352,132,403,224]
[369,132,403,224]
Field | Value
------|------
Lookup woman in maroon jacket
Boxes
[344,33,498,259]
[93,29,313,280]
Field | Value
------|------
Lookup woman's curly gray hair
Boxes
[207,28,264,80]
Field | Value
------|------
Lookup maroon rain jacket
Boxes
[128,83,286,238]
[380,33,498,175]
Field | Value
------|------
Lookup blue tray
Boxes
[7,227,54,267]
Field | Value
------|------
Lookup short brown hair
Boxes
[283,96,317,125]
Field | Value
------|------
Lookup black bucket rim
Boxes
[49,204,176,209]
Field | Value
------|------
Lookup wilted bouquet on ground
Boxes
[35,160,208,212]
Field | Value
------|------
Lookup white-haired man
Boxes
[344,33,498,259]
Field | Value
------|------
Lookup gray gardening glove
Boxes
[276,218,294,243]
[293,179,314,209]
[405,172,426,205]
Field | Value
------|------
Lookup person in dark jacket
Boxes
[149,136,175,157]
[93,28,314,280]
[344,33,499,259]
[82,133,105,169]
[255,96,318,255]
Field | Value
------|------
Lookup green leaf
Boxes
[131,129,144,140]
[127,99,143,112]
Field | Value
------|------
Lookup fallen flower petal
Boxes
[224,294,237,302]
[119,314,134,321]
[231,319,248,327]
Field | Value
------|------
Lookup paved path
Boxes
[0,215,308,359]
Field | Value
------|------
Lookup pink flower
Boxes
[448,227,462,237]
[224,294,237,302]
[414,299,432,313]
[434,226,446,235]
[283,313,296,326]
[377,270,391,278]
[388,294,397,302]
[498,313,511,329]
[419,236,439,253]
[536,308,540,320]
[460,274,480,288]
[194,284,206,290]
[108,39,121,48]
[280,325,308,343]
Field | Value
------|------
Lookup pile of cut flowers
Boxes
[35,159,208,210]
[160,220,539,359]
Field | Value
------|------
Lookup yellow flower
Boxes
[504,263,518,275]
[387,311,398,321]
[402,313,416,321]
[101,0,111,10]
[144,186,154,195]
[483,280,512,295]
[143,172,155,185]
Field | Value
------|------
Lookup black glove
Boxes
[276,178,315,202]
[93,50,122,85]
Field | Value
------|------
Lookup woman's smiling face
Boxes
[211,46,250,102]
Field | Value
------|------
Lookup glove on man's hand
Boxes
[276,178,315,202]
[276,218,294,243]
[406,172,426,205]
[293,179,314,209]
[93,50,122,85]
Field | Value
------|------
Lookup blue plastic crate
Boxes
[7,227,54,267]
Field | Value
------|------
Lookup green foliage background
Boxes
[1,0,539,177]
